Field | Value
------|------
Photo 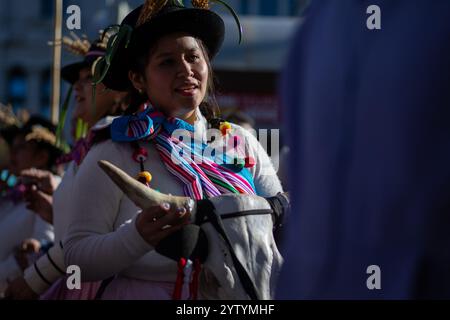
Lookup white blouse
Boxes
[63,110,283,282]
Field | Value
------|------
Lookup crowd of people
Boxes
[0,0,288,300]
[3,0,449,301]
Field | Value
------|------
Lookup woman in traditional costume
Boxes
[63,0,284,300]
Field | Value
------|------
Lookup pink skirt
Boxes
[40,277,102,300]
[100,277,190,300]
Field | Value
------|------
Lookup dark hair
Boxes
[35,141,60,172]
[12,133,61,175]
[125,34,221,127]
[15,116,63,174]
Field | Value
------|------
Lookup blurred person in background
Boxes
[277,0,450,299]
[62,0,283,300]
[0,105,28,192]
[0,116,59,298]
[5,31,127,300]
[0,104,18,171]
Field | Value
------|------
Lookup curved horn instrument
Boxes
[98,160,195,212]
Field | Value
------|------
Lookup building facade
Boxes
[0,0,306,126]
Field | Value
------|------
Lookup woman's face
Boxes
[9,135,49,176]
[132,33,209,121]
[72,67,122,136]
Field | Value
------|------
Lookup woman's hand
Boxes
[20,169,58,195]
[135,203,190,247]
[20,169,55,224]
[14,238,41,271]
[23,185,53,224]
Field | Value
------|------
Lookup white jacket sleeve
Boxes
[23,241,65,294]
[63,141,153,281]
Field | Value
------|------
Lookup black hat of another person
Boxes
[61,41,107,84]
[61,32,110,84]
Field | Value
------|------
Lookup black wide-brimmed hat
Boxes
[101,1,234,91]
[61,40,107,84]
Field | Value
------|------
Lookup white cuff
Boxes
[23,244,66,295]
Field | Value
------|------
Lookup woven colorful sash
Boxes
[111,105,256,200]
[57,135,93,166]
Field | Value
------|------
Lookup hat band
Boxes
[86,51,105,57]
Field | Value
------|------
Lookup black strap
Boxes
[34,263,52,286]
[266,192,290,230]
[94,276,115,300]
[197,200,260,300]
[196,209,273,225]
[46,252,65,275]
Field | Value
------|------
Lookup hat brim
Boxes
[61,61,90,84]
[103,7,225,91]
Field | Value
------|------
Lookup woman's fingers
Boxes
[21,239,41,253]
[136,204,191,247]
[140,203,188,225]
[20,168,50,179]
[19,169,55,195]
[140,203,167,217]
[23,188,54,224]
[153,211,186,229]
